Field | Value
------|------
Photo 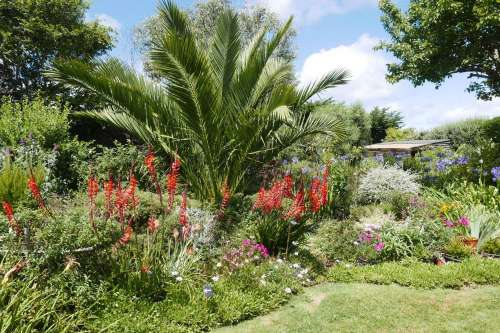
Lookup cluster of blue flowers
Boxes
[492,167,500,183]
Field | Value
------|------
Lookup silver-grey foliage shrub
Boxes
[356,166,420,204]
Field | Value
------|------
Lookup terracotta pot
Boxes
[462,237,478,250]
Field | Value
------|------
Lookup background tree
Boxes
[47,1,348,201]
[0,0,114,103]
[378,0,500,100]
[370,107,403,143]
[133,0,296,78]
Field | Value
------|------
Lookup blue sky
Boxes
[87,0,500,129]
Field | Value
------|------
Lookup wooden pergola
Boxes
[365,139,450,157]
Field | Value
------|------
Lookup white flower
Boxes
[292,241,299,246]
[297,273,304,279]
[277,259,283,264]
[292,263,300,269]
[301,268,309,274]
[216,262,222,268]
[294,252,299,256]
[175,276,183,282]
[479,159,484,164]
[171,271,179,277]
[290,220,298,225]
[260,279,266,285]
[345,264,352,269]
[353,241,359,246]
[211,275,220,282]
[284,287,292,294]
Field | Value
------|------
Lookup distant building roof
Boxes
[365,139,450,153]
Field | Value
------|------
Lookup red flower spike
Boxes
[320,164,330,207]
[283,174,294,198]
[167,158,181,211]
[2,201,22,236]
[218,180,231,219]
[104,177,114,217]
[179,191,188,226]
[87,176,99,231]
[309,178,321,213]
[124,174,139,209]
[114,181,126,226]
[118,226,133,245]
[147,217,160,233]
[144,150,157,179]
[28,176,45,209]
[87,176,99,201]
[284,188,305,221]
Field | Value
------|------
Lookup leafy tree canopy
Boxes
[378,0,500,100]
[370,107,404,143]
[0,0,114,102]
[133,0,296,78]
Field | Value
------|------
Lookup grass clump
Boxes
[328,257,500,289]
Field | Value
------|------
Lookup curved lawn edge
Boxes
[214,283,500,333]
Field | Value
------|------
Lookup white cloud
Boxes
[299,34,393,101]
[401,99,500,130]
[246,0,377,24]
[298,34,500,129]
[96,14,121,32]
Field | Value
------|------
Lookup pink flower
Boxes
[374,242,385,252]
[458,216,470,227]
[444,219,454,228]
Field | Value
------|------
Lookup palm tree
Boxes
[46,0,349,201]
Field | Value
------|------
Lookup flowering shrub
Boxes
[356,166,420,204]
[221,239,270,272]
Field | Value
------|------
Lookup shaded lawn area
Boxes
[216,283,500,333]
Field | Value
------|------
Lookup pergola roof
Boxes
[365,139,450,153]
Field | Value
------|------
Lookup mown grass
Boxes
[216,283,500,333]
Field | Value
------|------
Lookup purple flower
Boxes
[291,157,299,164]
[339,155,349,161]
[203,284,214,298]
[458,216,470,226]
[375,154,384,163]
[374,242,385,252]
[242,239,252,246]
[254,243,269,258]
[436,159,452,172]
[454,156,468,165]
[444,219,454,228]
[492,167,500,183]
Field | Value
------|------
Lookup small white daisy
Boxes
[211,275,220,282]
[292,263,300,269]
[216,262,222,268]
[175,276,183,282]
[171,271,179,277]
[284,287,292,294]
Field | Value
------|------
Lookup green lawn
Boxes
[215,283,500,333]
